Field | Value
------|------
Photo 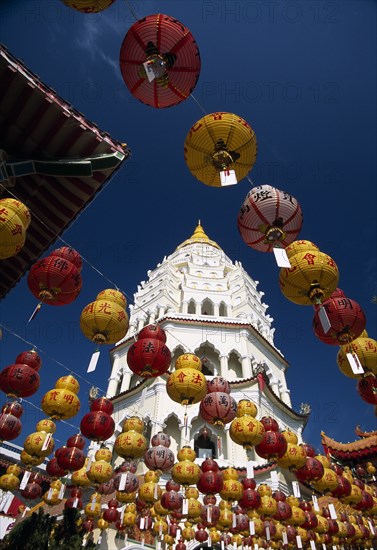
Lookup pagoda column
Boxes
[181,301,188,314]
[137,313,147,331]
[241,355,251,378]
[107,352,121,397]
[119,365,133,393]
[195,302,201,315]
[149,310,156,324]
[219,354,228,378]
[214,303,220,317]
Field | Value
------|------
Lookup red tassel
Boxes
[257,372,265,392]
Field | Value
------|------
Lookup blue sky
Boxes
[0,0,376,455]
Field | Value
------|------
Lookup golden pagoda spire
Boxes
[176,221,220,250]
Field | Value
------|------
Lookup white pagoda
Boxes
[105,223,309,488]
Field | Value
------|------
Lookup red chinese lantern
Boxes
[144,432,175,471]
[127,337,171,378]
[21,481,42,500]
[1,401,23,418]
[119,14,201,108]
[255,430,287,461]
[260,416,279,432]
[91,397,113,415]
[15,349,42,371]
[46,457,67,478]
[330,476,351,498]
[313,289,366,345]
[0,410,22,441]
[273,500,292,522]
[27,248,82,306]
[113,470,139,494]
[199,390,237,427]
[103,498,120,523]
[80,410,115,442]
[238,486,261,510]
[138,324,167,343]
[67,434,86,450]
[237,185,303,252]
[357,373,377,404]
[0,363,40,397]
[98,479,114,495]
[295,457,325,484]
[56,441,85,472]
[197,458,223,495]
[50,246,83,271]
[161,480,183,511]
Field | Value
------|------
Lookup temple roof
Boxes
[176,222,220,250]
[0,44,129,299]
[321,431,377,460]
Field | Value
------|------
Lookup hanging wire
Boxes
[190,93,208,115]
[0,323,108,395]
[21,397,81,436]
[124,0,139,21]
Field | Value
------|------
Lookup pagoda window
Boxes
[228,351,243,381]
[201,357,214,376]
[129,374,142,390]
[164,415,180,457]
[188,300,196,314]
[202,299,214,315]
[219,301,227,316]
[194,428,216,459]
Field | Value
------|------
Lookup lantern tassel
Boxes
[27,302,42,323]
[184,409,188,437]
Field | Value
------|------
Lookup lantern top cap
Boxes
[176,222,220,251]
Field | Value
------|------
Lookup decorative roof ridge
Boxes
[355,425,377,438]
[321,431,377,452]
[230,372,310,421]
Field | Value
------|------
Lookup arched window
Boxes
[194,428,216,459]
[187,300,196,314]
[202,298,214,315]
[171,346,185,371]
[163,415,181,457]
[228,351,243,381]
[219,302,227,316]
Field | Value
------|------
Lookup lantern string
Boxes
[0,323,108,395]
[124,0,139,21]
[20,397,80,435]
[1,186,192,353]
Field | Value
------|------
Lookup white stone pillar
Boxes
[181,301,188,314]
[224,427,233,463]
[149,310,156,324]
[158,305,165,318]
[119,366,133,393]
[195,301,201,315]
[106,352,121,397]
[180,424,190,448]
[241,355,251,378]
[137,314,147,331]
[219,354,228,378]
[214,303,220,317]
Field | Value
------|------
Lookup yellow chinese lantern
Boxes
[280,430,298,444]
[184,112,257,187]
[80,289,129,345]
[138,472,162,504]
[171,446,201,486]
[43,480,62,506]
[229,400,265,449]
[341,484,363,505]
[114,416,147,459]
[284,240,319,259]
[41,375,80,420]
[314,454,330,469]
[258,495,277,517]
[23,421,55,458]
[0,197,31,259]
[182,522,195,541]
[311,468,338,492]
[279,248,339,305]
[314,515,329,534]
[275,443,306,470]
[61,0,115,13]
[36,419,56,434]
[217,505,233,529]
[167,354,207,405]
[95,447,112,462]
[290,506,306,526]
[153,499,169,517]
[20,449,45,466]
[122,510,137,526]
[337,332,377,378]
[257,483,272,497]
[117,490,137,504]
[72,464,92,487]
[85,496,102,518]
[219,468,243,502]
[0,464,21,490]
[153,518,168,536]
[87,460,113,485]
[97,518,109,530]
